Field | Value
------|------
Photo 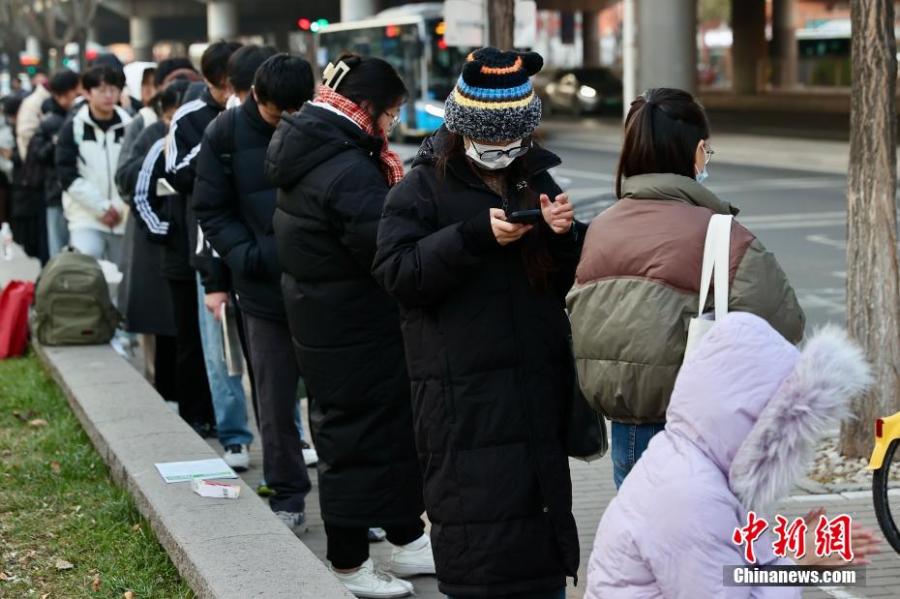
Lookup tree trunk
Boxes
[840,0,900,459]
[488,0,516,49]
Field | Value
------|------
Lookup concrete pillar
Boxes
[731,0,767,94]
[582,9,600,67]
[341,0,380,22]
[771,0,797,88]
[130,16,153,62]
[623,0,696,114]
[207,0,238,41]
[622,0,637,117]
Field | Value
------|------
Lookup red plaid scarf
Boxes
[314,85,404,186]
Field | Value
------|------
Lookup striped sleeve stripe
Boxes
[174,142,202,173]
[134,138,170,235]
[165,99,205,173]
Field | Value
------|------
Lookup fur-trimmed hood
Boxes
[667,312,871,513]
[585,312,870,599]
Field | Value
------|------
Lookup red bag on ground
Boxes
[0,281,35,359]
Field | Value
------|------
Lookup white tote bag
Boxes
[684,214,733,360]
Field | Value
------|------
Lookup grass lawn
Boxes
[0,353,193,598]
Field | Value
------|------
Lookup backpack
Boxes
[32,248,120,345]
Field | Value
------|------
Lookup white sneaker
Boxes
[387,534,436,578]
[331,559,413,598]
[301,440,318,467]
[223,444,250,471]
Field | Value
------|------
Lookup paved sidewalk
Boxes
[206,403,900,599]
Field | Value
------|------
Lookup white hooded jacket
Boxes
[56,103,132,234]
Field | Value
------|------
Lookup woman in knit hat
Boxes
[373,47,586,598]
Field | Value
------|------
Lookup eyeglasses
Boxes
[703,142,715,166]
[470,139,532,162]
[385,110,401,134]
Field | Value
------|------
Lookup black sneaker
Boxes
[190,421,217,438]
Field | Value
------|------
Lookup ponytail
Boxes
[615,88,710,198]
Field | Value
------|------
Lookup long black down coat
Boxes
[372,128,584,596]
[265,104,424,528]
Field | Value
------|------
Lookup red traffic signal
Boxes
[297,18,311,30]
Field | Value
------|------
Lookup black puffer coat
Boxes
[193,96,284,321]
[266,104,423,527]
[372,128,584,596]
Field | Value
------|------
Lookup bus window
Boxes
[427,19,469,101]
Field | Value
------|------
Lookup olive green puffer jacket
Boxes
[566,173,805,424]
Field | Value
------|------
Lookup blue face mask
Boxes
[695,164,709,185]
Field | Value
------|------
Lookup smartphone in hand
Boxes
[506,208,542,224]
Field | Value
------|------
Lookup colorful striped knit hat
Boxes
[444,47,544,142]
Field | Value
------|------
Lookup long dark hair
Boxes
[615,87,710,198]
[436,130,555,290]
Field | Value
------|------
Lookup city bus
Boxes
[316,3,472,139]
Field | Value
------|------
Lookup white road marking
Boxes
[740,211,845,223]
[553,167,617,182]
[807,235,848,249]
[797,288,846,315]
[818,586,865,599]
[709,177,846,194]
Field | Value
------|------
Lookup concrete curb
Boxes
[34,342,353,599]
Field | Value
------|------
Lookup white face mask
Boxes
[464,138,529,170]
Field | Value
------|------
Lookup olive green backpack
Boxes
[33,248,120,345]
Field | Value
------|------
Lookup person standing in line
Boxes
[131,42,242,437]
[116,79,194,410]
[28,69,82,257]
[372,48,581,599]
[187,44,272,473]
[194,53,316,530]
[55,65,131,263]
[213,44,318,469]
[267,54,433,598]
[585,313,880,598]
[15,68,49,160]
[566,88,805,489]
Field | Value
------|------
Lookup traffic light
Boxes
[297,17,329,32]
[19,54,39,75]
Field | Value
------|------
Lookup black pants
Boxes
[232,299,260,431]
[326,519,425,570]
[167,278,215,426]
[242,312,311,513]
[153,334,177,402]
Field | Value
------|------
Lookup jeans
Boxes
[326,518,425,570]
[242,312,311,513]
[611,422,665,489]
[447,590,565,599]
[195,273,253,448]
[69,228,123,263]
[46,205,68,257]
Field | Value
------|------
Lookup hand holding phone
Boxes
[505,208,542,224]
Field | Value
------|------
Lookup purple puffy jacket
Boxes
[587,312,870,598]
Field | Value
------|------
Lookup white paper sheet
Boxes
[154,458,238,483]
